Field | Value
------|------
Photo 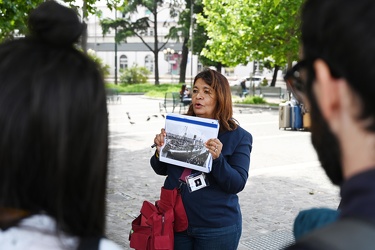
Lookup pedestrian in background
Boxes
[151,69,252,249]
[0,1,122,249]
[261,77,268,86]
[284,0,375,248]
[240,79,248,97]
[180,84,188,98]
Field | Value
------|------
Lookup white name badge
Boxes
[185,172,209,192]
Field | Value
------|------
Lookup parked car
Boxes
[249,76,262,87]
[230,75,263,88]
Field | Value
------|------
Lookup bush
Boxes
[241,96,267,104]
[120,64,150,84]
[105,83,181,98]
[86,49,110,77]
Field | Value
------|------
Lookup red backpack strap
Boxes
[179,168,192,182]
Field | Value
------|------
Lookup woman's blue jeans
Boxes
[174,222,242,250]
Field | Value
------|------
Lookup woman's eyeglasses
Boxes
[284,60,308,103]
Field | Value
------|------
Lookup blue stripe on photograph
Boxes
[166,115,219,128]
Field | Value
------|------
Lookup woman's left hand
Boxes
[205,138,223,160]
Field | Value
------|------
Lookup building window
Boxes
[145,55,154,72]
[119,55,128,71]
[148,28,154,36]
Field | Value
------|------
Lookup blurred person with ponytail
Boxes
[0,1,122,249]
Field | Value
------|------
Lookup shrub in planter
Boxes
[242,96,267,104]
[120,64,150,84]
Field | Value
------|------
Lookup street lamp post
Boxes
[163,48,175,83]
[114,7,118,85]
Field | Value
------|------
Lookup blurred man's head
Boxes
[286,0,375,185]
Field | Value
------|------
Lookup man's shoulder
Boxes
[286,218,375,250]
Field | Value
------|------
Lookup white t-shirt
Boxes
[0,214,123,250]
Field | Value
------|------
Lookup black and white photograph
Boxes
[159,113,220,173]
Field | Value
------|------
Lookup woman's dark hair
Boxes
[301,0,375,131]
[187,68,237,132]
[0,1,108,237]
[180,84,187,95]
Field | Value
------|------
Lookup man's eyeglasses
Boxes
[284,60,308,103]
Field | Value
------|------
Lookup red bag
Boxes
[129,188,188,250]
[129,200,174,250]
[157,187,188,232]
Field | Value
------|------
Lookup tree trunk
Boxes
[270,65,280,87]
[216,62,222,73]
[179,36,189,84]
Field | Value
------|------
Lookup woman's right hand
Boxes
[153,128,166,152]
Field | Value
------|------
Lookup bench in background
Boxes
[259,87,284,99]
[230,85,249,97]
[159,92,191,114]
[106,88,121,104]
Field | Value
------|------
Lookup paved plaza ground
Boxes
[105,95,341,250]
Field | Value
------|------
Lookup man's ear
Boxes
[313,59,340,122]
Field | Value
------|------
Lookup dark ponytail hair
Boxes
[28,0,86,47]
[0,1,108,237]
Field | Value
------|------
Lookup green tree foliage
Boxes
[250,0,302,67]
[197,0,302,77]
[0,0,121,44]
[197,0,253,67]
[0,0,43,42]
[192,0,224,71]
[120,64,151,84]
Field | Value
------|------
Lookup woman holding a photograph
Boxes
[150,68,253,250]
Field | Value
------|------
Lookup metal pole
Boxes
[190,0,194,87]
[114,8,118,85]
